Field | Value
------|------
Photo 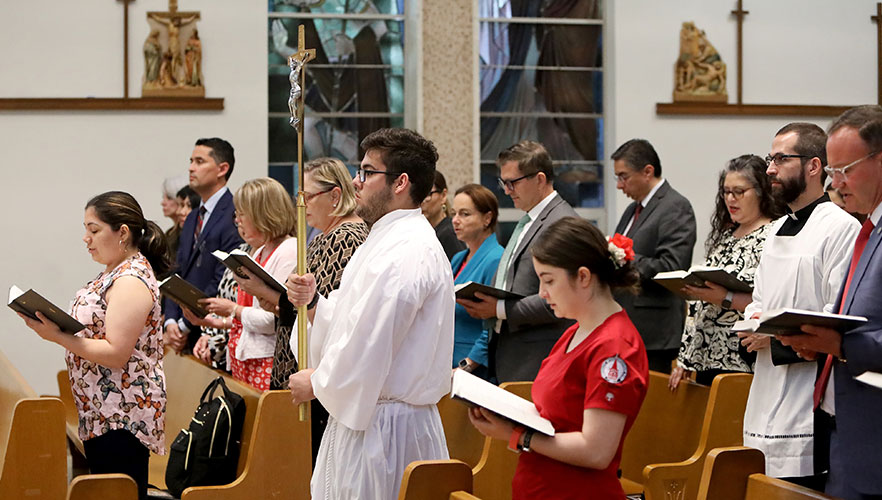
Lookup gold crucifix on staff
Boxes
[288,24,315,422]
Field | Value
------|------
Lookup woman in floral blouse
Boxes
[18,191,171,500]
[669,155,785,390]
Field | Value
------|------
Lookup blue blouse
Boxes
[450,234,504,369]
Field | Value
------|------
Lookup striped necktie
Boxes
[495,215,531,290]
[193,206,207,249]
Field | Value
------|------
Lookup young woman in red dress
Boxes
[469,217,649,500]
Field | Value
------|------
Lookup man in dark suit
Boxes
[165,137,243,352]
[612,139,696,373]
[780,105,882,499]
[457,140,577,382]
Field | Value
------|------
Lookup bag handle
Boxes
[200,376,235,404]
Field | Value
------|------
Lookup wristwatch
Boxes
[721,291,734,309]
[458,358,475,373]
[521,429,534,453]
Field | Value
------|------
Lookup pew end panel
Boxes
[619,371,710,493]
[398,460,473,500]
[695,446,765,500]
[180,390,311,500]
[438,392,486,468]
[642,373,753,500]
[67,473,138,500]
[449,492,483,500]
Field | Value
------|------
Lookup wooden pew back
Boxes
[471,381,532,500]
[0,349,67,500]
[643,373,753,500]
[67,473,138,500]
[437,392,486,468]
[745,474,836,500]
[398,460,473,500]
[619,371,710,492]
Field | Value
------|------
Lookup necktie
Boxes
[626,204,643,236]
[193,206,207,248]
[813,218,875,410]
[495,215,531,291]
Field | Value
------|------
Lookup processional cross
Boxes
[288,25,316,422]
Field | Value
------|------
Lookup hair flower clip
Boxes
[607,233,635,269]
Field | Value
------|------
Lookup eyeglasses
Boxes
[764,153,811,166]
[721,187,752,199]
[304,187,334,202]
[823,150,881,182]
[356,167,400,183]
[497,172,537,191]
[614,172,633,183]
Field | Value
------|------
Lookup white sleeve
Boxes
[821,217,860,313]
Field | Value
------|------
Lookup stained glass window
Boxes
[479,0,604,217]
[268,0,407,191]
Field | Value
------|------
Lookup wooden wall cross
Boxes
[118,0,135,98]
[872,2,882,104]
[730,0,749,105]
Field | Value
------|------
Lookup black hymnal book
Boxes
[732,308,867,336]
[451,369,555,436]
[454,281,524,301]
[159,274,210,318]
[212,249,286,293]
[653,265,753,297]
[8,285,85,334]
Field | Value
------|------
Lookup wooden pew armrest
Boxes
[68,473,137,500]
[398,460,473,500]
[642,456,703,500]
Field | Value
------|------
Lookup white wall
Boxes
[608,0,878,259]
[0,1,267,394]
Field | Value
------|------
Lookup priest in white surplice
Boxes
[740,123,859,488]
[287,128,454,499]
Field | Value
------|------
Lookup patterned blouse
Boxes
[677,224,773,373]
[202,243,252,371]
[65,253,167,455]
[270,221,369,389]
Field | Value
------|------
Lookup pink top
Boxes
[65,253,167,455]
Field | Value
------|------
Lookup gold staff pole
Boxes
[288,25,315,421]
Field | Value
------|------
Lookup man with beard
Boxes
[738,122,859,490]
[285,128,454,499]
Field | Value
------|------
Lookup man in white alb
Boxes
[287,128,454,499]
[740,122,859,490]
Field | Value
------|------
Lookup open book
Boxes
[159,274,209,318]
[8,285,85,334]
[451,369,554,436]
[212,249,286,293]
[653,265,753,296]
[732,308,867,336]
[454,281,524,301]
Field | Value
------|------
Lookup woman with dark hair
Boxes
[468,217,648,500]
[669,154,785,390]
[421,170,465,259]
[450,183,503,378]
[18,191,170,500]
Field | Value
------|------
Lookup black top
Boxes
[435,216,466,260]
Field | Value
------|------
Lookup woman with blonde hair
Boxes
[188,177,297,391]
[237,157,367,461]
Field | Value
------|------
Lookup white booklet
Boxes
[450,369,554,436]
[212,249,286,293]
[732,308,867,337]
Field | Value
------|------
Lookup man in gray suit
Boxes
[457,140,577,382]
[612,139,697,373]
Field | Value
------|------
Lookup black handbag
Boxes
[165,377,246,497]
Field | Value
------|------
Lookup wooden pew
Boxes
[0,349,67,500]
[58,349,312,499]
[437,391,487,468]
[398,460,473,500]
[642,372,753,500]
[619,370,711,494]
[449,493,483,500]
[68,473,137,500]
[694,446,836,500]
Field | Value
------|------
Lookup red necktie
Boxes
[626,204,643,236]
[813,219,875,410]
[193,206,207,248]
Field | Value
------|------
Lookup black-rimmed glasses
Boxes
[497,172,538,191]
[764,153,811,166]
[357,167,400,183]
[721,187,752,199]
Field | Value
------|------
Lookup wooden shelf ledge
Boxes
[0,97,224,111]
[656,102,852,117]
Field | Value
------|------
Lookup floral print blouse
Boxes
[65,253,167,455]
[677,224,773,374]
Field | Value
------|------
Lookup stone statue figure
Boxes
[147,11,199,85]
[159,50,176,87]
[673,22,728,102]
[144,30,162,85]
[185,29,202,87]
